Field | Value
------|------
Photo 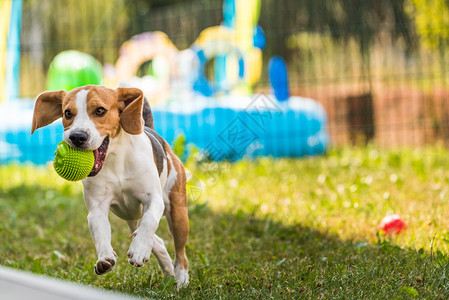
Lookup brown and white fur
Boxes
[31,85,189,288]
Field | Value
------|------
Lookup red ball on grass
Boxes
[378,214,406,236]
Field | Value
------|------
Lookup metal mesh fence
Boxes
[3,0,449,166]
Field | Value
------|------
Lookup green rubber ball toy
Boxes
[53,141,95,181]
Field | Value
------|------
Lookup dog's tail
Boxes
[142,97,154,130]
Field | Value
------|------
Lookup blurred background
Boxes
[1,0,449,165]
[4,2,449,296]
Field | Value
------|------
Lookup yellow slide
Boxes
[0,0,12,103]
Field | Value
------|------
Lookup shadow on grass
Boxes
[1,184,449,299]
[183,203,449,299]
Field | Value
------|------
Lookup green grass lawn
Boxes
[2,146,449,298]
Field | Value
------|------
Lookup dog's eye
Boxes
[95,107,107,116]
[64,110,73,119]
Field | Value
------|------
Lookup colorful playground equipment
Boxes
[0,0,329,164]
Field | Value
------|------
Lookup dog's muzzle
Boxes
[89,137,110,177]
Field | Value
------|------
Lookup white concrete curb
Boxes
[0,266,136,300]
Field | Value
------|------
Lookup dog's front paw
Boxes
[127,237,153,267]
[94,252,117,275]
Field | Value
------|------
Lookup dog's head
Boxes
[31,85,144,176]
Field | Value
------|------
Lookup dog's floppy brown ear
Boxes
[31,90,66,135]
[116,87,144,135]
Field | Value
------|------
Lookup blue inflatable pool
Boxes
[0,95,328,165]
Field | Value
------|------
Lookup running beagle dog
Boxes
[31,85,189,288]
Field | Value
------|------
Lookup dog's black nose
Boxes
[69,131,88,147]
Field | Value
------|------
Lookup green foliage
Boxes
[172,134,187,161]
[23,0,129,65]
[3,146,449,298]
[264,0,415,56]
[21,0,205,72]
[172,134,200,163]
[407,0,449,50]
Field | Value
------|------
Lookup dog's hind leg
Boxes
[165,155,190,288]
[166,201,189,288]
[152,234,175,277]
[127,220,174,277]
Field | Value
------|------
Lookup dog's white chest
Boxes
[107,172,150,220]
[83,131,164,221]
